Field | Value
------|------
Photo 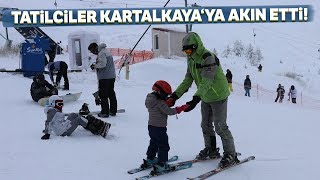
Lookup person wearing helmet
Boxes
[140,80,189,173]
[288,85,297,104]
[88,42,118,118]
[41,95,111,140]
[30,73,58,102]
[47,61,69,90]
[166,32,238,168]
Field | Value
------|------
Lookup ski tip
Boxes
[172,155,179,160]
[250,156,256,160]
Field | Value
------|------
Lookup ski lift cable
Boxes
[254,24,319,47]
[254,26,319,49]
[117,0,172,75]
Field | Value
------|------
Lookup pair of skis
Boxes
[128,154,255,180]
[187,156,255,180]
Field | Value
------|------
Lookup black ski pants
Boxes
[146,125,170,163]
[56,61,69,89]
[98,78,117,115]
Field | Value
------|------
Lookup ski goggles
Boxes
[55,100,64,107]
[183,49,193,55]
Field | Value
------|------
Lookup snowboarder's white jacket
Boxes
[289,88,297,98]
[145,93,177,127]
[43,106,71,136]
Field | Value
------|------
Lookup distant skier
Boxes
[275,85,285,103]
[30,73,58,102]
[140,80,189,173]
[41,95,111,140]
[258,64,262,72]
[279,86,285,103]
[274,84,282,102]
[47,61,69,90]
[225,69,233,92]
[288,85,297,104]
[244,75,251,97]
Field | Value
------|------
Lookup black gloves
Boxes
[166,92,179,107]
[41,133,50,140]
[95,98,101,105]
[184,96,201,112]
[90,64,95,70]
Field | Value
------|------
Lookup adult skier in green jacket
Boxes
[166,32,239,168]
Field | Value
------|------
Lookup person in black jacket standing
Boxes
[244,75,251,97]
[225,69,233,92]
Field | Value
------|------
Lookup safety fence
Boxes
[107,48,320,111]
[231,81,320,111]
[107,48,154,69]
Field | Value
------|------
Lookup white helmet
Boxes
[48,95,63,107]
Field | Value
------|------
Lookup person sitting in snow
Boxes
[41,95,111,140]
[288,85,297,104]
[30,73,58,102]
[140,80,189,174]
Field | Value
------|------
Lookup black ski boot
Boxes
[79,103,90,115]
[99,122,111,138]
[152,162,172,175]
[196,147,220,160]
[85,115,110,137]
[218,152,240,168]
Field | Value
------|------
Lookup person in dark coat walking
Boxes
[275,84,281,102]
[47,61,69,90]
[275,84,285,103]
[88,42,118,118]
[244,75,251,97]
[226,69,233,92]
[258,64,262,72]
[30,73,57,102]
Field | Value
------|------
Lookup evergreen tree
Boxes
[232,40,244,57]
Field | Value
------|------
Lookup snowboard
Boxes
[38,92,82,106]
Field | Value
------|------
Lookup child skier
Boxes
[41,95,111,140]
[140,80,189,173]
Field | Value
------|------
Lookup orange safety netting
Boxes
[107,48,154,69]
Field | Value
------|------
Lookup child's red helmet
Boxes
[152,80,172,95]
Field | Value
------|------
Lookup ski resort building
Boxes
[152,28,187,58]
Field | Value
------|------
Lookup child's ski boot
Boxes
[140,157,158,169]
